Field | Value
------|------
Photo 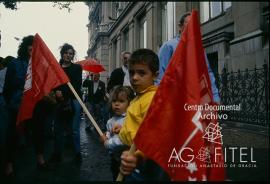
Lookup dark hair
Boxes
[128,48,159,74]
[59,43,76,64]
[179,12,191,26]
[110,85,135,106]
[17,35,34,60]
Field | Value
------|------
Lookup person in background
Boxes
[157,12,220,103]
[0,56,14,145]
[0,56,15,175]
[2,35,34,178]
[31,92,57,171]
[83,72,106,132]
[107,51,131,93]
[50,43,83,163]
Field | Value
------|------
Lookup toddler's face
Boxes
[129,63,156,93]
[112,92,129,116]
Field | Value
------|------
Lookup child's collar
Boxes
[137,85,157,95]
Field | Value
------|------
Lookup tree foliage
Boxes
[52,1,74,12]
[2,1,18,10]
[1,1,74,12]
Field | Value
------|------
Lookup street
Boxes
[1,115,112,182]
[0,116,268,182]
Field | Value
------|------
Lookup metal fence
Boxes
[216,64,269,127]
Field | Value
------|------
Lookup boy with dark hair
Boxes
[119,48,165,180]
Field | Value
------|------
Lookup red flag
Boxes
[134,10,225,181]
[16,33,69,125]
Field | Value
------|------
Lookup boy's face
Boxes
[129,63,157,93]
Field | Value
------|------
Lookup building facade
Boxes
[87,2,269,127]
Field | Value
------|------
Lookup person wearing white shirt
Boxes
[83,73,106,131]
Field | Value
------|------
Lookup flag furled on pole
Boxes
[134,10,225,181]
[16,33,69,125]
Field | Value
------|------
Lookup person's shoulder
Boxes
[99,80,105,85]
[165,37,179,46]
[7,58,19,68]
[112,67,123,73]
[107,117,113,125]
[84,79,93,86]
[72,63,82,70]
[109,67,124,78]
[11,58,20,63]
[159,39,176,53]
[107,117,114,124]
[83,79,91,83]
[139,86,157,100]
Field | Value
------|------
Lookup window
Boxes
[161,2,168,43]
[207,52,219,87]
[160,2,176,43]
[200,2,210,24]
[210,2,222,18]
[200,1,232,23]
[167,2,176,39]
[139,16,147,48]
[223,2,232,11]
[123,29,129,51]
[112,39,117,69]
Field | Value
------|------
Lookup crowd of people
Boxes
[0,12,220,181]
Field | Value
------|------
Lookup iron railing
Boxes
[216,64,269,127]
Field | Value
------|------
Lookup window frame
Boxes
[200,1,232,23]
[122,28,129,51]
[160,2,168,43]
[139,16,147,48]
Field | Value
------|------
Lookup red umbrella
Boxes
[76,59,106,73]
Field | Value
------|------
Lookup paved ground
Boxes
[0,117,269,182]
[0,115,112,183]
[221,125,269,181]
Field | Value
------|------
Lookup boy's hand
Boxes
[119,151,138,176]
[112,124,122,134]
[99,134,108,143]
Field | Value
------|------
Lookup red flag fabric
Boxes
[16,33,69,125]
[134,10,225,181]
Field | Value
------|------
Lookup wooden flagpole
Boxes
[67,81,136,181]
[67,82,103,136]
[116,144,136,181]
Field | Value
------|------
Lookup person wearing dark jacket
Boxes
[83,73,106,131]
[2,35,33,178]
[107,51,131,93]
[50,43,83,163]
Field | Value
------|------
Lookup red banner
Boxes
[134,10,225,181]
[16,33,69,125]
